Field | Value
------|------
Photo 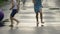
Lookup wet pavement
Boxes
[0,0,60,34]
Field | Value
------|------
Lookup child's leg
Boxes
[10,16,14,27]
[40,9,44,26]
[10,9,17,27]
[13,18,19,25]
[36,12,39,27]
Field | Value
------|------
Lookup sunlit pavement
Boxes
[0,0,60,34]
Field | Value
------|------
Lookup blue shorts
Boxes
[10,9,18,17]
[34,5,42,13]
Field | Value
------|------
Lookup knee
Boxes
[10,16,13,19]
[36,13,38,18]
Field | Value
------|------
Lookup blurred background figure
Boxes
[21,0,27,10]
[0,9,4,22]
[0,8,9,27]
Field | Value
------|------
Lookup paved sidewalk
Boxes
[0,0,60,34]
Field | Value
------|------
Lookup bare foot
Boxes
[9,25,13,27]
[16,21,19,25]
[37,22,39,27]
[41,21,44,24]
[41,22,44,27]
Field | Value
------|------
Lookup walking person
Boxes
[21,0,26,9]
[9,0,19,28]
[32,0,44,27]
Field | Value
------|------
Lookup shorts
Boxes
[10,9,18,17]
[34,5,42,13]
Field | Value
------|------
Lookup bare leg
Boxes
[10,16,14,27]
[36,12,39,27]
[13,18,19,25]
[40,9,44,26]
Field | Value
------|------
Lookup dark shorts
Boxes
[10,9,18,17]
[34,5,42,13]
